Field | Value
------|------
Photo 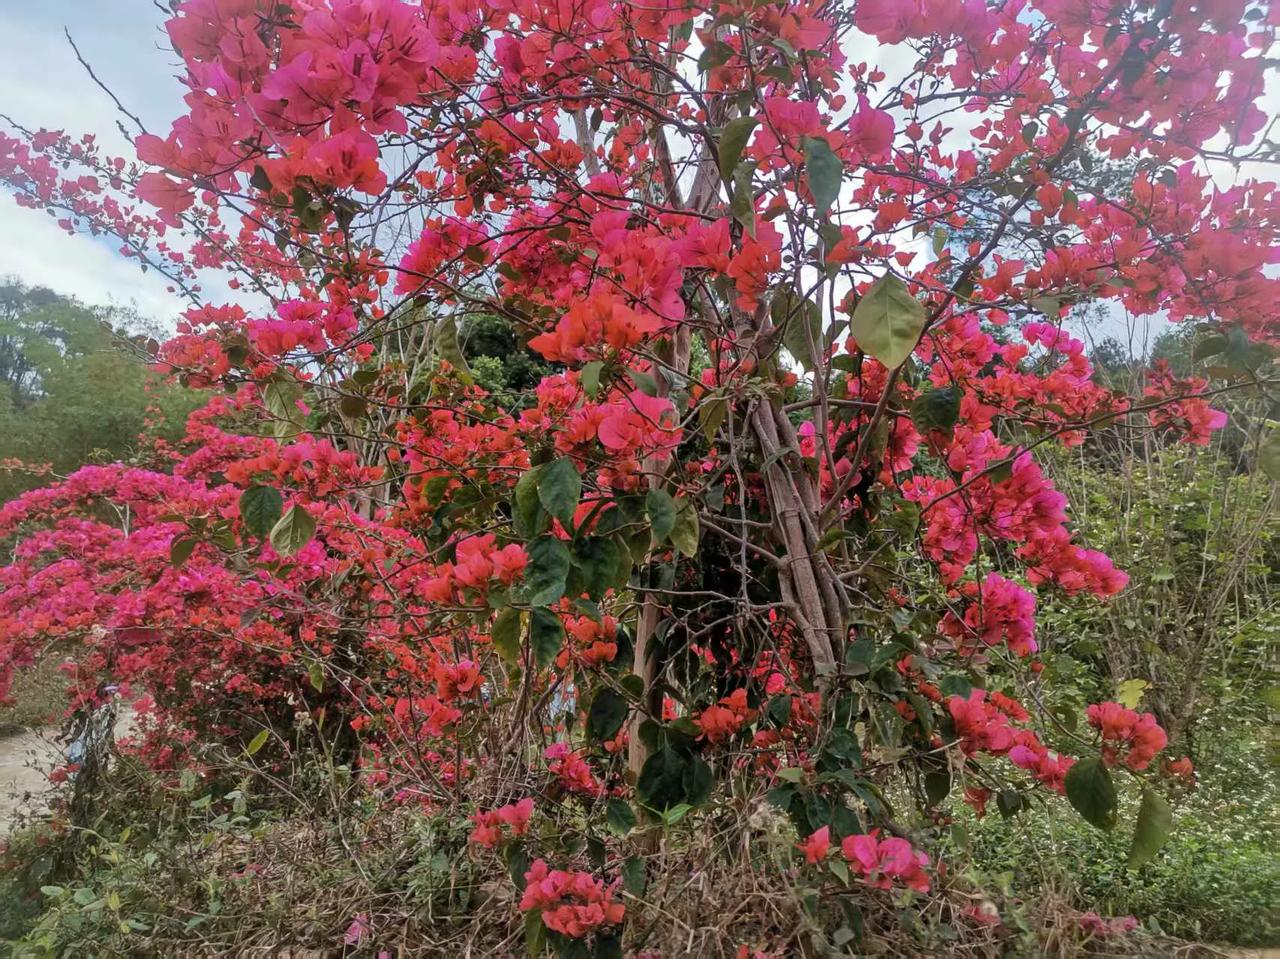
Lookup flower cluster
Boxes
[520,859,625,938]
[798,827,931,893]
[695,688,755,744]
[468,797,534,848]
[1086,702,1169,771]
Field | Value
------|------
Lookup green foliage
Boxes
[955,708,1280,946]
[460,313,555,402]
[0,280,198,502]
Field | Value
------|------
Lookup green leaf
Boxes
[1064,757,1117,830]
[803,136,843,216]
[581,360,604,398]
[637,747,689,811]
[524,908,546,958]
[909,386,962,434]
[669,498,699,557]
[924,770,951,806]
[1260,429,1280,482]
[1127,787,1173,869]
[682,754,714,806]
[246,729,269,756]
[661,802,694,825]
[573,536,628,600]
[538,458,582,526]
[239,485,283,539]
[513,467,548,538]
[269,505,316,557]
[718,116,759,180]
[308,660,325,692]
[698,396,728,443]
[492,607,523,664]
[730,161,756,239]
[1192,333,1229,362]
[850,274,926,369]
[646,489,677,543]
[435,315,472,382]
[605,798,637,837]
[628,368,659,397]
[170,536,197,568]
[773,289,824,372]
[621,855,646,896]
[594,933,623,959]
[587,688,628,742]
[525,536,571,605]
[263,378,304,440]
[529,608,564,669]
[996,789,1024,819]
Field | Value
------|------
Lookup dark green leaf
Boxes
[924,770,951,806]
[628,368,659,397]
[593,934,622,959]
[718,116,759,180]
[573,536,628,599]
[909,386,962,434]
[766,695,792,728]
[1192,333,1228,362]
[669,498,699,557]
[436,315,472,382]
[263,377,304,440]
[621,856,646,896]
[529,608,564,669]
[996,789,1023,819]
[581,360,604,398]
[637,747,689,811]
[683,754,714,806]
[513,467,548,538]
[605,798,637,837]
[524,909,546,958]
[239,485,283,539]
[773,289,824,372]
[170,536,197,568]
[1064,757,1117,830]
[492,607,523,664]
[538,458,582,526]
[730,161,756,238]
[525,536,571,605]
[646,489,677,542]
[803,136,843,215]
[698,396,728,443]
[587,688,628,742]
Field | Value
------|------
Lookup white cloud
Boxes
[0,2,191,321]
[0,200,188,321]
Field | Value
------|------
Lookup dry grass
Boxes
[71,796,1234,959]
[0,652,67,736]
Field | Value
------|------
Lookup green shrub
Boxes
[954,714,1280,946]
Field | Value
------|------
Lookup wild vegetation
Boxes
[0,0,1277,955]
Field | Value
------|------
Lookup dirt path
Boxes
[0,726,60,833]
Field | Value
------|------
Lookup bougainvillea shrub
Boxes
[1,0,1278,950]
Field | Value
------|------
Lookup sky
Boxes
[0,1,188,321]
